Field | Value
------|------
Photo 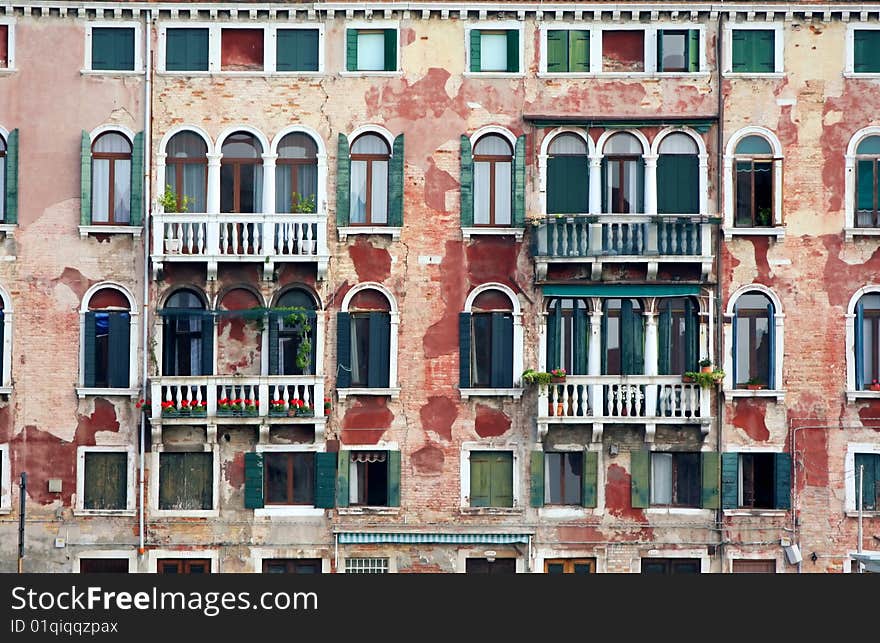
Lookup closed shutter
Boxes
[701,452,720,509]
[336,451,350,508]
[387,450,401,507]
[83,312,97,388]
[512,135,526,226]
[573,306,588,375]
[546,299,561,371]
[854,454,877,510]
[383,29,397,71]
[469,452,491,507]
[4,129,18,224]
[621,299,644,375]
[630,450,650,509]
[388,134,404,227]
[166,29,208,72]
[687,30,700,72]
[754,30,775,73]
[582,450,598,508]
[546,30,567,72]
[721,453,739,509]
[767,302,776,389]
[469,30,481,72]
[773,453,791,510]
[276,29,318,72]
[854,31,880,73]
[570,30,590,72]
[459,312,471,388]
[731,30,747,72]
[92,28,134,71]
[80,131,92,225]
[506,30,519,73]
[658,303,671,375]
[657,155,698,214]
[367,312,390,388]
[856,300,865,390]
[856,160,876,213]
[130,131,144,227]
[684,299,698,372]
[490,312,513,388]
[547,155,588,214]
[460,136,474,226]
[530,451,544,507]
[336,134,350,227]
[84,452,127,510]
[313,452,337,508]
[200,316,213,376]
[491,452,514,507]
[107,312,130,388]
[91,27,113,70]
[345,29,358,72]
[243,453,264,509]
[267,312,280,375]
[336,312,352,388]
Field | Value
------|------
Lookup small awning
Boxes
[336,532,531,545]
[542,284,702,298]
[850,552,880,573]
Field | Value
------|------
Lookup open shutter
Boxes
[656,29,665,71]
[491,452,514,507]
[688,29,700,72]
[469,452,490,507]
[546,299,561,371]
[582,450,598,508]
[345,29,358,72]
[130,131,144,227]
[512,134,526,226]
[469,30,481,72]
[336,451,350,508]
[600,158,608,212]
[856,300,865,390]
[658,302,671,375]
[336,312,351,388]
[506,29,519,73]
[388,134,404,227]
[83,312,97,388]
[108,312,130,388]
[458,312,471,388]
[857,160,875,213]
[267,312,280,375]
[721,453,739,509]
[600,303,608,374]
[570,30,589,72]
[630,450,650,509]
[244,452,264,509]
[490,312,513,388]
[731,30,746,72]
[80,131,92,225]
[546,30,567,72]
[383,29,397,71]
[731,306,739,386]
[767,302,776,389]
[636,157,646,213]
[684,299,698,372]
[200,316,213,376]
[573,305,588,375]
[530,451,544,507]
[4,129,18,224]
[387,450,401,507]
[336,134,350,227]
[621,299,644,375]
[774,453,792,510]
[367,312,391,388]
[460,136,474,226]
[701,452,720,509]
[314,452,337,509]
[854,454,877,510]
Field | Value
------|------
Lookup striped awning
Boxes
[850,552,880,573]
[337,533,531,545]
[542,284,701,298]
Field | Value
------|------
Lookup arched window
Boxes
[162,289,211,376]
[657,133,699,214]
[83,286,132,388]
[0,134,5,222]
[855,135,880,228]
[216,288,262,376]
[733,292,775,388]
[91,132,132,224]
[270,288,318,376]
[338,288,392,388]
[603,133,644,214]
[855,293,880,389]
[657,297,699,375]
[473,134,513,225]
[350,133,390,225]
[220,131,263,213]
[464,289,514,388]
[545,298,589,375]
[547,134,588,214]
[165,131,207,213]
[276,133,318,214]
[734,135,774,227]
[602,298,644,375]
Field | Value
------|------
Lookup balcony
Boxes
[536,375,712,443]
[151,212,329,280]
[531,214,714,280]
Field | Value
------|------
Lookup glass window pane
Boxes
[356,32,385,71]
[563,453,582,505]
[92,159,110,223]
[0,158,4,221]
[651,453,673,504]
[735,161,753,226]
[735,135,772,155]
[675,453,701,506]
[606,159,619,214]
[167,132,207,158]
[474,135,512,156]
[622,159,637,213]
[220,165,234,213]
[265,453,288,504]
[276,165,292,214]
[857,136,880,155]
[474,161,490,224]
[352,134,388,155]
[292,453,315,504]
[604,133,641,155]
[222,132,261,157]
[661,32,686,70]
[182,164,206,213]
[545,453,562,504]
[351,315,370,386]
[480,32,508,71]
[114,159,131,223]
[549,133,587,156]
[735,316,750,385]
[371,159,388,224]
[494,161,511,224]
[237,164,261,213]
[278,133,317,159]
[659,133,698,155]
[349,160,367,223]
[297,163,318,206]
[94,132,130,154]
[472,314,492,387]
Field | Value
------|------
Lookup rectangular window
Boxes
[470,312,513,388]
[264,452,315,505]
[739,453,776,509]
[735,160,774,227]
[166,28,209,72]
[91,27,135,71]
[650,452,700,507]
[350,451,389,506]
[470,29,519,73]
[466,558,517,574]
[83,451,127,511]
[158,559,211,574]
[158,452,212,511]
[546,30,589,73]
[853,453,879,511]
[276,29,319,72]
[657,29,699,72]
[641,558,701,574]
[345,558,388,573]
[347,28,397,72]
[545,452,583,505]
[87,311,130,389]
[544,558,595,574]
[734,308,771,387]
[732,559,775,573]
[469,451,514,508]
[79,558,129,573]
[854,30,880,74]
[221,28,264,71]
[602,30,645,72]
[731,29,775,73]
[0,25,7,68]
[263,559,322,574]
[347,312,390,388]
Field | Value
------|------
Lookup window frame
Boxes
[349,133,391,226]
[460,443,521,512]
[90,132,133,226]
[254,444,325,518]
[472,134,514,227]
[0,19,16,72]
[543,558,596,574]
[723,22,785,77]
[84,22,143,74]
[77,282,138,397]
[0,443,10,513]
[724,286,785,401]
[845,127,880,239]
[343,557,392,573]
[163,129,210,215]
[649,451,702,509]
[0,284,13,394]
[465,21,524,78]
[845,24,880,78]
[73,551,137,573]
[723,127,785,239]
[544,451,584,506]
[597,25,649,75]
[845,443,880,514]
[147,549,218,573]
[151,445,219,518]
[341,21,401,77]
[75,446,136,516]
[219,130,264,214]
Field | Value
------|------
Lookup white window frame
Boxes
[214,124,272,216]
[725,551,783,574]
[270,124,329,221]
[337,282,400,398]
[0,283,13,394]
[651,23,708,76]
[645,447,714,515]
[337,441,400,514]
[722,22,785,77]
[596,128,651,215]
[845,24,880,78]
[0,18,16,72]
[460,282,524,398]
[722,126,785,239]
[537,127,595,216]
[342,556,394,573]
[75,446,136,516]
[844,126,880,240]
[155,124,214,218]
[270,24,326,76]
[459,442,521,512]
[254,444,326,518]
[538,23,595,76]
[76,281,139,397]
[845,285,880,400]
[596,24,651,76]
[73,550,138,573]
[84,21,144,75]
[340,20,401,77]
[844,442,880,515]
[464,21,525,78]
[147,549,219,573]
[462,125,524,240]
[80,125,143,237]
[150,444,220,518]
[533,548,605,573]
[251,549,331,574]
[722,284,785,402]
[650,126,711,217]
[538,444,604,519]
[720,446,788,517]
[0,444,10,513]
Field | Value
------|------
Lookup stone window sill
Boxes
[336,507,400,516]
[723,72,785,79]
[844,227,880,241]
[255,507,326,518]
[0,224,17,237]
[459,507,523,516]
[724,389,785,403]
[462,226,524,241]
[337,387,400,400]
[846,389,880,403]
[80,69,144,77]
[339,71,403,78]
[76,387,140,399]
[337,226,401,241]
[73,510,136,517]
[459,387,524,400]
[723,226,785,240]
[646,507,712,516]
[79,225,143,238]
[723,509,788,517]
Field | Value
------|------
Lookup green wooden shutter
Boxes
[856,300,865,390]
[854,31,880,73]
[547,155,589,214]
[530,451,544,507]
[854,454,877,510]
[367,312,390,388]
[857,160,876,213]
[774,453,792,510]
[80,131,92,225]
[92,28,134,71]
[506,30,519,73]
[491,452,514,507]
[277,29,319,72]
[389,134,404,227]
[83,312,97,388]
[687,29,700,72]
[200,316,213,376]
[658,302,671,374]
[721,453,739,509]
[684,299,698,372]
[108,312,130,388]
[130,131,144,227]
[582,450,598,508]
[459,312,471,388]
[166,28,208,72]
[490,313,513,388]
[621,299,644,375]
[314,452,337,508]
[4,129,18,224]
[658,155,699,215]
[731,30,747,72]
[546,30,567,72]
[469,452,490,507]
[656,29,665,72]
[336,134,350,227]
[513,134,526,227]
[600,159,608,212]
[336,451,350,508]
[755,30,775,73]
[267,312,280,375]
[573,305,588,375]
[346,29,358,71]
[600,302,608,374]
[546,299,561,371]
[91,27,113,70]
[470,30,481,72]
[336,312,352,388]
[636,158,645,213]
[387,450,401,507]
[570,30,590,72]
[701,452,720,509]
[243,452,264,509]
[383,29,397,72]
[460,135,474,226]
[630,450,650,509]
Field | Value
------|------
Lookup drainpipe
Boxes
[714,11,726,572]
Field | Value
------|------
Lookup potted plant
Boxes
[217,398,238,416]
[699,358,713,374]
[685,369,725,388]
[161,401,179,417]
[755,207,772,227]
[869,379,880,392]
[158,184,193,254]
[288,398,304,417]
[296,403,313,418]
[324,397,332,413]
[190,400,207,417]
[522,368,553,393]
[550,367,567,383]
[746,377,766,391]
[682,372,697,384]
[243,399,258,416]
[269,399,288,416]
